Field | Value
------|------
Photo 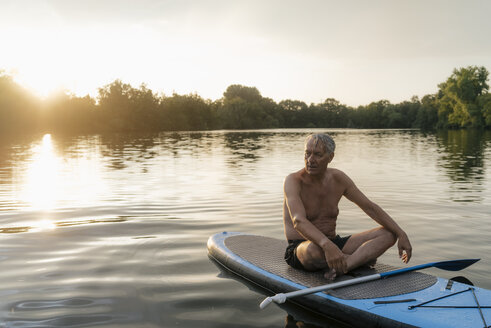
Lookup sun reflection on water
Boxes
[31,219,57,232]
[21,134,63,210]
[16,134,108,212]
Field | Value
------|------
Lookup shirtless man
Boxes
[283,133,412,280]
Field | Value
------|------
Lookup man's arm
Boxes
[284,174,348,273]
[341,173,412,263]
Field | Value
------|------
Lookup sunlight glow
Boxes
[6,25,164,99]
[18,134,109,212]
[31,219,57,232]
[3,15,346,104]
[21,134,63,210]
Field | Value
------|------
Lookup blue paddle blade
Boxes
[433,259,480,271]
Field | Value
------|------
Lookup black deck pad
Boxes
[225,234,437,300]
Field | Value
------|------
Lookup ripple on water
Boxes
[0,129,490,327]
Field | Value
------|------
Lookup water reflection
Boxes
[5,314,131,327]
[1,129,489,215]
[0,217,127,234]
[97,133,160,170]
[436,130,490,202]
[211,257,349,328]
[21,134,62,210]
[223,132,270,165]
[285,314,336,328]
[0,129,490,327]
[31,219,57,232]
[14,133,108,211]
[0,226,30,234]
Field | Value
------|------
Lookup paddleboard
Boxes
[208,232,490,328]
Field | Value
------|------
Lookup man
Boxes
[283,133,412,280]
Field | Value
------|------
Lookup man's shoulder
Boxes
[285,168,350,180]
[327,168,356,190]
[327,168,352,184]
[285,169,304,182]
[327,167,346,177]
[285,169,311,189]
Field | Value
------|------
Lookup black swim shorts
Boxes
[284,235,351,270]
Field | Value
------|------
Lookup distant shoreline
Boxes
[1,66,490,135]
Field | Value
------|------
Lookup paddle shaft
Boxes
[259,259,480,309]
[264,263,440,307]
[280,273,380,299]
[260,273,381,309]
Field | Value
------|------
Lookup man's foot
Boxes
[323,254,351,281]
[323,268,337,281]
[366,258,377,267]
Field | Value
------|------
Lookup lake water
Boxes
[0,129,490,327]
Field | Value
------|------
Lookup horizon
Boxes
[1,0,491,107]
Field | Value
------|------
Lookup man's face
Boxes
[304,139,333,175]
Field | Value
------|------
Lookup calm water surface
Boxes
[0,129,490,327]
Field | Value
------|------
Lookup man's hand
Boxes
[397,232,412,264]
[323,243,348,275]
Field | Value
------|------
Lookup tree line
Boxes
[1,66,490,135]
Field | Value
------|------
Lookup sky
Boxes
[1,0,490,106]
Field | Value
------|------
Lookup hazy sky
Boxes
[1,0,490,106]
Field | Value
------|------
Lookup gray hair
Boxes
[305,133,336,154]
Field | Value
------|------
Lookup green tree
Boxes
[97,80,160,132]
[478,93,491,127]
[223,84,262,103]
[97,80,134,131]
[358,100,391,128]
[278,99,308,112]
[159,93,212,131]
[218,84,280,129]
[316,98,350,127]
[41,91,97,133]
[436,66,489,128]
[0,71,40,134]
[127,84,160,131]
[278,99,308,128]
[383,104,404,128]
[414,94,438,130]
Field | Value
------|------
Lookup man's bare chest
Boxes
[300,185,342,219]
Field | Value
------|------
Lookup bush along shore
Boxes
[1,66,490,135]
